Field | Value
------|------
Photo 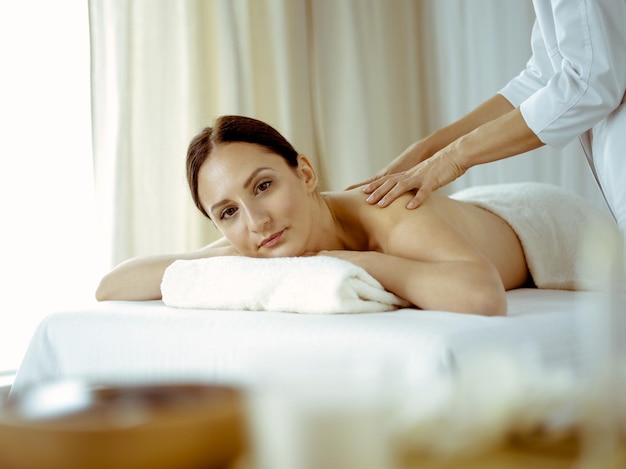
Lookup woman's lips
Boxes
[260,230,284,248]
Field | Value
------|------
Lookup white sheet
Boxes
[10,289,604,396]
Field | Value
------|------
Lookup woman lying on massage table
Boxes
[96,115,538,315]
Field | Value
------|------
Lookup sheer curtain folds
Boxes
[0,1,97,372]
[90,0,608,267]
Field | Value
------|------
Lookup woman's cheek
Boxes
[220,226,245,253]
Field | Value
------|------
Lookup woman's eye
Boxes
[220,207,237,220]
[256,180,272,193]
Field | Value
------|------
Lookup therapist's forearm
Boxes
[444,106,544,171]
[422,94,518,157]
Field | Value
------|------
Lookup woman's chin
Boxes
[256,246,304,258]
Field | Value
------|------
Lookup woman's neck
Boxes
[310,191,361,251]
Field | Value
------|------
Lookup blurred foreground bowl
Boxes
[0,381,245,469]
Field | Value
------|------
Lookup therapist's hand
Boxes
[347,139,430,193]
[361,143,466,209]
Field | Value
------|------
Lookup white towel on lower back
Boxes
[161,255,410,314]
[451,182,621,290]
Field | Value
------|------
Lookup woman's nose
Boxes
[244,206,270,231]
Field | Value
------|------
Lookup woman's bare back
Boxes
[425,192,529,289]
[330,188,530,291]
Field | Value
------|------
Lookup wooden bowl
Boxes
[0,381,246,469]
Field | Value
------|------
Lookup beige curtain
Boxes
[90,0,607,267]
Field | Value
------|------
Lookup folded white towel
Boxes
[161,256,410,314]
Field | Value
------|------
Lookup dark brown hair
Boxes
[186,115,299,218]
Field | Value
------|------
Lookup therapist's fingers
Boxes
[346,179,372,191]
[365,166,440,208]
[363,177,394,204]
[350,172,388,193]
[405,185,433,209]
[361,178,383,195]
[365,175,417,207]
[364,150,465,208]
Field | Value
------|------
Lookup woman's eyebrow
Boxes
[243,167,272,189]
[209,167,273,216]
[208,199,228,218]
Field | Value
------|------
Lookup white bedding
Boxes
[10,288,600,396]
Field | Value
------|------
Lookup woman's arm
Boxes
[323,250,506,316]
[95,237,236,301]
[322,198,508,315]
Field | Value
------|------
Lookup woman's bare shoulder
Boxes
[328,188,448,251]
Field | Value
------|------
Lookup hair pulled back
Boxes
[186,115,299,218]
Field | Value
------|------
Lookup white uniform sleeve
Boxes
[499,0,626,148]
[499,21,552,107]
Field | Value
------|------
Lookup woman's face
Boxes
[197,142,318,257]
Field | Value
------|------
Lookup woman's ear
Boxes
[296,155,318,193]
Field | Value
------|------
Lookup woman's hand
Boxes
[362,145,466,209]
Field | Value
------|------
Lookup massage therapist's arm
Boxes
[95,237,236,301]
[363,95,543,209]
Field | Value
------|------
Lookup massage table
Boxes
[7,182,625,468]
[13,182,622,394]
[8,285,626,467]
[10,288,605,394]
